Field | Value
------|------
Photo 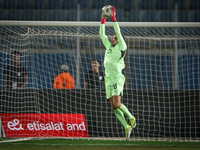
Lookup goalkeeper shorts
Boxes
[105,76,125,99]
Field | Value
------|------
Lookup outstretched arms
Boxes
[99,14,111,48]
[99,6,126,48]
[111,6,125,46]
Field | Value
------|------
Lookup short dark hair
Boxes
[92,58,100,63]
[12,51,20,55]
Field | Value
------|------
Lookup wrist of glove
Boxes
[112,14,117,22]
[101,13,107,24]
[101,18,106,24]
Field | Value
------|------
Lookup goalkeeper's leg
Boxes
[109,96,128,128]
[113,108,129,130]
[111,97,136,128]
[113,108,132,140]
[110,96,134,140]
[119,104,136,128]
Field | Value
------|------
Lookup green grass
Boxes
[1,139,200,150]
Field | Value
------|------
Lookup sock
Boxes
[114,109,129,129]
[119,104,134,119]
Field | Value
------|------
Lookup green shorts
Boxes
[105,76,125,99]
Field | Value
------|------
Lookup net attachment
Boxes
[0,21,199,141]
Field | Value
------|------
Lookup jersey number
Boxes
[113,83,117,89]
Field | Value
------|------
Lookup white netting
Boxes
[0,22,200,142]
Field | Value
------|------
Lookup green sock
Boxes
[114,109,129,129]
[119,104,134,119]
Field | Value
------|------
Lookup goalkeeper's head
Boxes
[61,64,69,73]
[112,34,125,46]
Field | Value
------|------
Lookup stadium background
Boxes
[0,0,200,144]
[0,0,199,22]
[0,0,199,89]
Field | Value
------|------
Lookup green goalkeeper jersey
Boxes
[99,22,127,85]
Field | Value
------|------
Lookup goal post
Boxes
[1,21,200,27]
[0,21,199,142]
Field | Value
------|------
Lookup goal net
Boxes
[0,21,199,142]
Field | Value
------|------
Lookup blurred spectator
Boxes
[4,51,28,89]
[85,58,105,89]
[53,64,75,89]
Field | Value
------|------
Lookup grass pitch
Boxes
[0,139,200,150]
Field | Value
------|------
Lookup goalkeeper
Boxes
[99,6,136,140]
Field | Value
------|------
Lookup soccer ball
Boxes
[102,5,113,18]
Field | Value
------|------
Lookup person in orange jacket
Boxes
[53,64,75,89]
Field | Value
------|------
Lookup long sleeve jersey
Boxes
[99,22,127,84]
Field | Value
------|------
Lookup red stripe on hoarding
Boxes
[0,113,90,137]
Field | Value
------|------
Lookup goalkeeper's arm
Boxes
[99,15,111,49]
[111,6,125,46]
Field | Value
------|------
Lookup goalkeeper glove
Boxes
[111,6,117,22]
[101,13,107,24]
